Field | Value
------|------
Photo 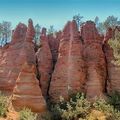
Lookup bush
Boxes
[48,93,120,120]
[60,93,91,120]
[108,28,120,66]
[0,92,8,117]
[50,104,62,120]
[93,98,120,120]
[40,112,52,120]
[14,93,120,120]
[108,91,120,111]
[87,109,107,120]
[19,107,37,120]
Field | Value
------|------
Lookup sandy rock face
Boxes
[12,63,46,112]
[1,18,120,113]
[48,32,61,64]
[49,20,86,101]
[36,28,53,98]
[11,19,46,112]
[81,21,106,98]
[104,27,120,93]
[0,23,27,94]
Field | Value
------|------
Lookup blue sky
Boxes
[0,0,120,30]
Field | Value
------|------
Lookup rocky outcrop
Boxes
[81,21,106,98]
[0,23,27,94]
[1,18,120,112]
[12,63,46,112]
[12,19,46,112]
[103,28,113,93]
[48,32,61,64]
[104,27,120,93]
[36,28,53,98]
[49,20,86,101]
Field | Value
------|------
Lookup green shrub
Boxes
[40,112,52,120]
[19,107,37,120]
[108,91,120,110]
[50,104,62,120]
[59,93,91,120]
[49,93,120,120]
[108,29,120,66]
[0,92,8,117]
[93,98,120,120]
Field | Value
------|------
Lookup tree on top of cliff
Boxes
[104,16,120,30]
[0,21,12,46]
[34,24,41,45]
[73,13,83,29]
[47,25,56,35]
[109,28,120,66]
[94,16,105,34]
[94,16,99,25]
[94,15,120,34]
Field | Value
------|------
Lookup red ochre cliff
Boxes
[0,19,119,112]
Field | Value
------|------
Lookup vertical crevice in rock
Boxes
[46,70,52,99]
[35,56,41,87]
[36,28,53,99]
[102,43,109,93]
[46,31,62,99]
[47,31,61,71]
[80,36,84,44]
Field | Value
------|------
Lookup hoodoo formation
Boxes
[11,19,46,112]
[0,19,119,112]
[104,27,120,93]
[0,23,27,94]
[49,21,86,101]
[81,21,107,98]
[36,28,53,98]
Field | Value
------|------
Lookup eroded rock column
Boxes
[0,23,27,94]
[12,19,46,112]
[49,21,86,101]
[104,27,120,93]
[36,28,53,98]
[47,32,61,64]
[12,63,46,112]
[81,21,106,98]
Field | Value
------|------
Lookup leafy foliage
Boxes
[59,93,91,120]
[108,91,120,111]
[47,25,55,35]
[104,16,120,30]
[94,15,120,34]
[34,24,41,45]
[94,16,106,34]
[0,92,117,120]
[108,29,120,65]
[19,108,37,120]
[42,93,120,120]
[73,14,83,29]
[40,112,53,120]
[93,98,120,120]
[0,92,8,117]
[0,21,12,46]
